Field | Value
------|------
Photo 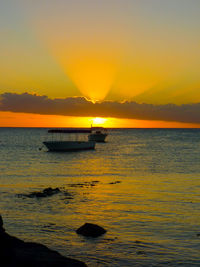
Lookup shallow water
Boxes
[0,128,200,266]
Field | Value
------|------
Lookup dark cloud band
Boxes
[0,92,200,124]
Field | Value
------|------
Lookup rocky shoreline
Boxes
[0,215,87,267]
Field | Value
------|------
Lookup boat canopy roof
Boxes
[91,126,107,132]
[48,129,91,134]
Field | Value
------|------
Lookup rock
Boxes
[18,187,61,198]
[109,181,121,185]
[43,187,60,196]
[0,215,87,267]
[76,223,106,237]
[69,181,99,188]
[0,215,5,233]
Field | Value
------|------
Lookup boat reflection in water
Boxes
[88,127,108,142]
[43,129,95,152]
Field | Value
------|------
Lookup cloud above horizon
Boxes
[0,92,200,124]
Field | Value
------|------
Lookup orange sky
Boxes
[0,1,200,127]
[1,111,200,128]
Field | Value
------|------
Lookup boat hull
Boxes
[88,133,107,142]
[43,141,95,152]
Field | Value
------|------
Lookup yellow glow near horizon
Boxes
[91,117,107,126]
[1,112,200,128]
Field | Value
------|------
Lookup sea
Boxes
[0,127,200,266]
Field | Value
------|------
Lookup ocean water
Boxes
[0,127,200,266]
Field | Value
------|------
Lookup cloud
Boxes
[0,92,200,124]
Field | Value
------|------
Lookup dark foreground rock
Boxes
[0,215,87,267]
[76,223,106,237]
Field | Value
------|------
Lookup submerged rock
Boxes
[76,223,106,237]
[69,181,99,188]
[18,187,61,198]
[109,181,121,185]
[0,215,86,267]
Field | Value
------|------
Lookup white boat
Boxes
[43,129,95,152]
[88,127,108,142]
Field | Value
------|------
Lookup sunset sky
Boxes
[0,0,200,127]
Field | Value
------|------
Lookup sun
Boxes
[92,117,107,126]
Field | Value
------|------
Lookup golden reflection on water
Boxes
[1,128,200,266]
[58,171,199,238]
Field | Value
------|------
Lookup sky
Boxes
[0,0,200,127]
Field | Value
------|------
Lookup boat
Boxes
[88,127,108,142]
[43,129,96,152]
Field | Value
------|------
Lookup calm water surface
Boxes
[0,128,200,266]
